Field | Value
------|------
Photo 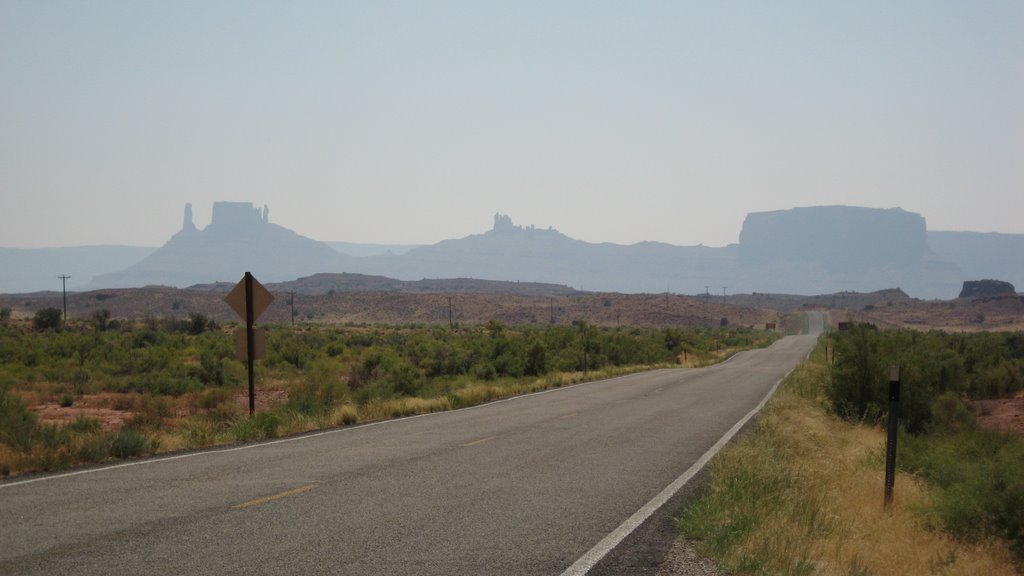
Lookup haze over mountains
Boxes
[2,202,1021,299]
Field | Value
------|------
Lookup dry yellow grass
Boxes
[0,443,20,475]
[767,392,1016,575]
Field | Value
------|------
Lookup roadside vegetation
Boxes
[680,327,1024,575]
[0,310,778,476]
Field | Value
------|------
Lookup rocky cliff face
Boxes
[739,206,928,271]
[959,279,1016,299]
[735,206,960,297]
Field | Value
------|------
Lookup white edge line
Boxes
[558,364,798,576]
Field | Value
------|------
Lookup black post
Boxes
[245,272,256,416]
[290,291,295,326]
[884,365,901,507]
[448,296,453,328]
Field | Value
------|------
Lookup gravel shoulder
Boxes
[656,538,728,576]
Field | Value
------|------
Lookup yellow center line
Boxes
[232,484,318,510]
[461,436,497,447]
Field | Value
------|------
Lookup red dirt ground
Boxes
[32,402,132,432]
[972,396,1024,436]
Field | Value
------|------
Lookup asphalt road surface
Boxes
[1,321,820,575]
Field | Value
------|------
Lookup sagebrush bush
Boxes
[110,427,149,459]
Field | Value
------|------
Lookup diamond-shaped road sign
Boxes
[224,274,274,322]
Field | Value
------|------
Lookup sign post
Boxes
[225,272,274,416]
[884,364,901,507]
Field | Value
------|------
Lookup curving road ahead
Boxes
[1,321,819,576]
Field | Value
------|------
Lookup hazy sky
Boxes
[2,1,1022,249]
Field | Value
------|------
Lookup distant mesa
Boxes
[959,279,1016,299]
[82,204,968,297]
[8,202,1022,299]
[86,202,350,289]
[739,206,928,271]
[735,205,961,298]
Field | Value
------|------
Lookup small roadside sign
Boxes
[224,272,274,416]
[235,327,266,361]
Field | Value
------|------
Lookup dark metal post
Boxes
[448,296,453,328]
[245,272,256,416]
[884,365,901,507]
[290,291,295,326]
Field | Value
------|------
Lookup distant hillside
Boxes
[190,272,579,297]
[348,214,737,294]
[326,242,420,257]
[0,245,156,294]
[0,285,772,328]
[927,231,1024,290]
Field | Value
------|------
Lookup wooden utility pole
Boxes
[57,275,71,321]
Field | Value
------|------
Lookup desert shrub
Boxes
[472,361,498,381]
[197,387,234,410]
[0,383,41,451]
[33,308,63,331]
[91,309,111,331]
[972,360,1024,399]
[196,344,232,386]
[286,386,323,416]
[252,412,280,438]
[66,415,102,434]
[900,427,1024,555]
[268,332,321,370]
[187,313,209,335]
[69,429,111,462]
[929,391,975,434]
[227,413,280,441]
[127,394,172,429]
[110,427,149,458]
[525,342,547,376]
[130,328,165,349]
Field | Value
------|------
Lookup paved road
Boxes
[1,325,819,576]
